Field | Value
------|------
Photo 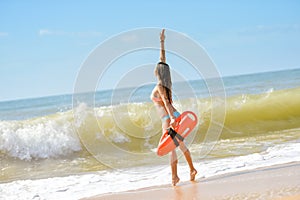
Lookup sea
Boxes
[1,68,300,199]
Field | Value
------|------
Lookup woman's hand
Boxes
[170,117,177,128]
[160,29,165,41]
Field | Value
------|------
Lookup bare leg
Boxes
[170,150,180,186]
[179,142,197,181]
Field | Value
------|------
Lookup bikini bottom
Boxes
[161,111,180,122]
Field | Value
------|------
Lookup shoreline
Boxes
[82,162,300,200]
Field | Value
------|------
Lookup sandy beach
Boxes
[82,162,300,200]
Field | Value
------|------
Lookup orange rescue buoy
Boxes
[157,111,198,156]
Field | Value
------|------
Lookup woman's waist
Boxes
[161,111,180,121]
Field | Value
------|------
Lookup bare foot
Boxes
[190,169,197,181]
[172,176,180,186]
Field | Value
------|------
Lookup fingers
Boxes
[160,29,165,38]
[170,118,177,128]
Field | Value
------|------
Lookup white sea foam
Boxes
[109,131,131,143]
[73,102,92,128]
[0,115,81,160]
[1,141,299,200]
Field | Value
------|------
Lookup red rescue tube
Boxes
[157,111,198,156]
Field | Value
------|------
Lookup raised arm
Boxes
[160,29,166,63]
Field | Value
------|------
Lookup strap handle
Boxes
[167,128,184,147]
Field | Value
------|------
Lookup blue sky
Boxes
[0,0,300,101]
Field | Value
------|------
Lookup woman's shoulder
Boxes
[151,84,158,92]
[156,84,166,94]
[151,85,158,96]
[156,83,165,90]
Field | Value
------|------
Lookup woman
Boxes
[151,29,197,186]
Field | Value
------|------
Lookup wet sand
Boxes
[82,162,300,200]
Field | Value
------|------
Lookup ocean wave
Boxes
[0,113,82,160]
[219,86,300,138]
[1,87,300,160]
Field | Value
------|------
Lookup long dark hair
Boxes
[155,62,172,103]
